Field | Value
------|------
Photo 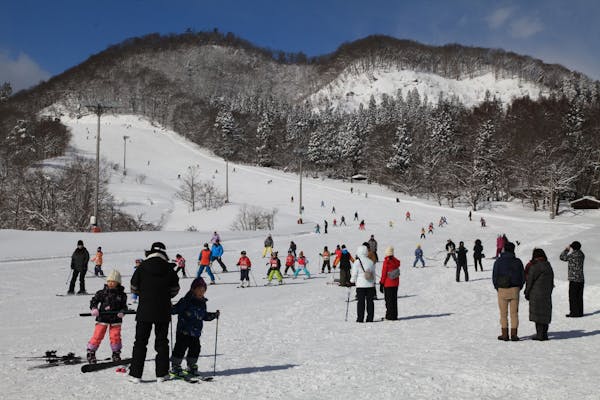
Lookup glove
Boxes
[91,308,100,317]
[216,310,220,318]
[117,312,125,318]
[379,283,384,293]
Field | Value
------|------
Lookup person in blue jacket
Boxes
[210,240,228,272]
[170,278,219,379]
[413,245,425,268]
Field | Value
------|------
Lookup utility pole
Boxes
[225,159,229,203]
[123,135,130,176]
[84,103,116,230]
[299,159,303,215]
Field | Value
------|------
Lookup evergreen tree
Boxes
[214,107,240,159]
[256,110,274,166]
[386,122,412,174]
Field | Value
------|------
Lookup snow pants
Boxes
[284,264,296,274]
[129,321,170,379]
[473,256,483,271]
[197,265,215,282]
[456,262,468,282]
[497,287,521,329]
[356,287,376,322]
[294,267,311,279]
[175,266,187,277]
[413,256,425,267]
[443,253,457,267]
[262,246,272,258]
[384,286,398,320]
[267,269,283,282]
[68,268,86,293]
[88,323,122,352]
[240,269,250,282]
[172,332,200,368]
[212,257,227,272]
[568,281,584,317]
[321,259,331,272]
[339,267,351,286]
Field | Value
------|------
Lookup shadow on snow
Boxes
[216,364,298,376]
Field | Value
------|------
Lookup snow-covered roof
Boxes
[570,196,600,205]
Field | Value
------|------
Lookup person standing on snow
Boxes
[336,244,354,287]
[492,242,525,341]
[68,240,90,295]
[350,245,376,323]
[262,234,274,258]
[340,216,346,226]
[495,235,504,258]
[379,246,400,320]
[524,248,554,341]
[129,242,180,383]
[320,246,331,273]
[210,231,221,245]
[413,245,425,268]
[210,240,228,272]
[367,235,378,262]
[288,241,297,257]
[236,251,252,288]
[559,241,585,318]
[197,244,215,284]
[92,246,105,277]
[266,251,284,285]
[456,241,469,282]
[324,219,328,234]
[473,239,484,272]
[443,239,457,267]
[284,250,296,275]
[293,251,311,279]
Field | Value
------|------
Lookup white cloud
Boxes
[510,16,544,38]
[0,51,51,92]
[486,7,514,29]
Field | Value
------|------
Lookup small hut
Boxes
[570,196,600,210]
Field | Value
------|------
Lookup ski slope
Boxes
[1,114,599,400]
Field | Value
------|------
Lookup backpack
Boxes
[357,257,374,281]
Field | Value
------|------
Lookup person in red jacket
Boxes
[379,246,400,320]
[284,250,296,275]
[236,250,252,288]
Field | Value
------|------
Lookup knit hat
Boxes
[106,269,122,284]
[385,246,394,256]
[77,240,84,246]
[191,277,207,290]
[570,241,581,250]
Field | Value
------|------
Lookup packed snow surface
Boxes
[1,114,599,399]
[310,68,545,112]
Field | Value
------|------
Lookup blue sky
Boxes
[1,0,599,91]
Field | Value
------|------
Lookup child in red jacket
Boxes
[236,251,252,288]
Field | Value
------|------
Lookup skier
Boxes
[389,220,394,228]
[480,217,486,227]
[321,200,325,207]
[428,223,434,234]
[413,245,425,268]
[335,244,354,287]
[315,224,321,234]
[293,251,311,279]
[174,254,187,278]
[340,216,346,226]
[262,234,274,258]
[289,240,297,257]
[333,218,337,226]
[420,228,426,239]
[495,235,504,258]
[405,211,411,221]
[324,219,328,234]
[354,211,359,221]
[332,206,336,214]
[456,241,469,282]
[380,247,400,320]
[210,231,221,245]
[359,220,366,230]
[350,244,376,323]
[473,239,484,271]
[443,239,457,267]
[438,217,444,227]
[92,247,105,277]
[284,250,296,275]
[129,242,180,383]
[87,269,128,364]
[210,240,228,272]
[266,251,284,285]
[320,246,331,273]
[367,235,378,262]
[468,210,472,221]
[236,251,252,287]
[197,244,215,284]
[131,259,142,303]
[334,244,342,270]
[68,240,90,295]
[169,278,219,379]
[559,241,585,318]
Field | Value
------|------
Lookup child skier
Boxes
[197,243,215,284]
[320,246,331,273]
[428,223,434,234]
[87,269,127,363]
[236,251,252,288]
[413,245,425,268]
[92,246,105,277]
[294,251,311,279]
[170,278,219,379]
[131,259,142,303]
[174,254,187,278]
[284,250,296,275]
[266,251,284,285]
[420,228,426,239]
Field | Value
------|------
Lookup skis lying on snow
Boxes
[81,358,133,373]
[18,351,85,369]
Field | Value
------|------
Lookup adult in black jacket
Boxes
[492,242,525,341]
[456,241,468,282]
[68,240,90,294]
[337,245,354,287]
[524,248,554,341]
[473,239,484,271]
[129,242,180,382]
[443,239,457,267]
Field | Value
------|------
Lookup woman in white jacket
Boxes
[350,245,377,322]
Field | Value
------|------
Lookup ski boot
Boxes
[186,364,200,377]
[169,365,185,380]
[112,351,121,362]
[86,349,97,364]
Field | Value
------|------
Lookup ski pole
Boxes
[213,313,219,377]
[170,319,173,354]
[344,287,351,322]
[65,269,73,286]
[79,310,136,317]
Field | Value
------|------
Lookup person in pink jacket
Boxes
[496,235,504,258]
[379,246,400,320]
